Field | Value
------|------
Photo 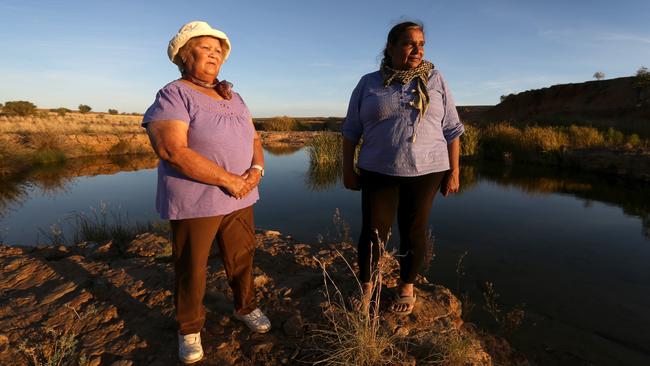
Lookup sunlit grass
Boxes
[0,112,143,136]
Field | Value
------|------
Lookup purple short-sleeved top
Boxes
[142,80,258,220]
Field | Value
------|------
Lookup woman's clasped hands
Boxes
[225,169,262,199]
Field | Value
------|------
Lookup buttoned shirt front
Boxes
[342,69,464,177]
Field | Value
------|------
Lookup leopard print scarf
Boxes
[381,60,434,142]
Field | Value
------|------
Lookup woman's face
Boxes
[387,28,425,70]
[183,36,224,79]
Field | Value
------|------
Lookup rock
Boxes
[218,315,231,326]
[251,342,273,354]
[110,361,133,366]
[393,325,409,337]
[254,274,271,288]
[0,334,8,354]
[40,281,77,305]
[283,314,304,337]
[124,233,171,258]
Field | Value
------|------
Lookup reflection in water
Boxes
[472,162,650,238]
[0,154,159,218]
[264,144,303,156]
[306,161,341,191]
[0,173,30,218]
[305,136,342,191]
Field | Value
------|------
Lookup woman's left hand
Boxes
[440,168,460,197]
[238,168,262,198]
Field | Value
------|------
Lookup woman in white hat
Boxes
[142,20,270,364]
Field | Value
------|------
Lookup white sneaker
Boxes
[178,332,204,364]
[233,308,271,333]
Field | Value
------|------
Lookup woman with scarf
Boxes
[342,21,464,315]
[142,21,270,364]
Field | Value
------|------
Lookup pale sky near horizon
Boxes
[1,0,648,117]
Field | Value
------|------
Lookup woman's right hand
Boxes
[343,170,361,191]
[225,174,249,199]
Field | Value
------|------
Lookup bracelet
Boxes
[250,164,265,177]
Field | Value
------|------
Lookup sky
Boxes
[1,0,648,117]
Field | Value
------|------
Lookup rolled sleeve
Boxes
[341,78,364,143]
[439,74,464,143]
[142,85,191,128]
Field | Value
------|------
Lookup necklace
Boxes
[184,75,217,88]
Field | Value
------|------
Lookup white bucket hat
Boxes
[167,21,231,66]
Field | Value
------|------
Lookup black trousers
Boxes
[358,169,445,283]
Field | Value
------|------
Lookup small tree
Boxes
[3,100,37,116]
[593,71,605,80]
[78,104,92,114]
[635,66,650,88]
[108,109,118,115]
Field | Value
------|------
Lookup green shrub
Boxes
[78,104,92,114]
[108,109,118,115]
[605,128,625,146]
[626,134,641,148]
[3,100,37,116]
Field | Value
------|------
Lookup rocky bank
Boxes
[0,231,523,365]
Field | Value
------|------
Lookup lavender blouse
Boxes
[342,69,464,176]
[142,80,259,220]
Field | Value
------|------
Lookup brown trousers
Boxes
[170,206,257,335]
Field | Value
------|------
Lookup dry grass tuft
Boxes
[568,126,605,148]
[258,116,306,131]
[309,233,410,365]
[522,126,569,152]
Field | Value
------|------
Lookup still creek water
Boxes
[1,148,649,365]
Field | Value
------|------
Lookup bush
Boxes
[3,100,37,116]
[626,134,641,148]
[522,126,568,152]
[605,128,625,146]
[78,104,92,114]
[108,109,118,115]
[51,107,71,116]
[261,116,305,131]
[460,124,480,156]
[593,71,605,80]
[480,123,523,156]
[568,126,604,148]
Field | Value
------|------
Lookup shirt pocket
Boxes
[360,87,399,122]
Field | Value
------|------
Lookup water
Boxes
[1,149,649,364]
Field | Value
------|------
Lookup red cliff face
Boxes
[480,77,650,135]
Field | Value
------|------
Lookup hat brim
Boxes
[168,27,231,66]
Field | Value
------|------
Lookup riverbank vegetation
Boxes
[0,112,150,176]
